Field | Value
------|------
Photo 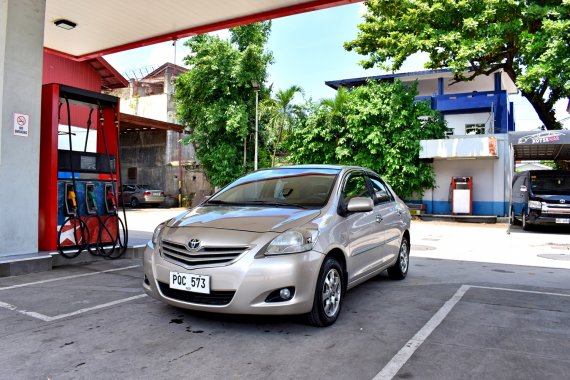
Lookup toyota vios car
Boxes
[143,165,411,326]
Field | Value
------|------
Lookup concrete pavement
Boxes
[410,219,570,269]
[0,210,568,379]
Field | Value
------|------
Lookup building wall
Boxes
[120,93,168,121]
[445,112,493,135]
[116,76,211,205]
[421,135,510,216]
[119,130,212,205]
[443,75,495,94]
[0,0,45,256]
[416,79,438,97]
[120,130,167,189]
[43,53,101,91]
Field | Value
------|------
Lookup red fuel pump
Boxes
[39,84,128,258]
[451,176,473,215]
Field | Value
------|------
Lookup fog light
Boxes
[279,288,292,300]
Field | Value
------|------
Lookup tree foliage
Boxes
[261,85,304,166]
[175,22,273,188]
[345,0,570,130]
[286,80,447,199]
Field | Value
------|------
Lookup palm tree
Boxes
[262,85,303,166]
[321,86,350,120]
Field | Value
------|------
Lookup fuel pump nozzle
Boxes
[86,183,98,215]
[106,188,117,214]
[65,183,77,216]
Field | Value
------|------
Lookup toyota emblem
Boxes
[189,239,201,250]
[561,199,566,204]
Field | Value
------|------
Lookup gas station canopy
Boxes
[44,0,360,60]
[509,130,570,161]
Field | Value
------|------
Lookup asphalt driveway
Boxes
[0,213,568,380]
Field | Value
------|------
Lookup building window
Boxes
[127,167,137,180]
[465,123,486,135]
[446,128,454,136]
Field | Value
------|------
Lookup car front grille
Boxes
[160,239,248,268]
[157,281,235,305]
[542,203,570,215]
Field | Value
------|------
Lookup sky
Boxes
[105,3,568,130]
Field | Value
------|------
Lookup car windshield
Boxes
[208,168,340,208]
[531,173,570,195]
[139,185,151,190]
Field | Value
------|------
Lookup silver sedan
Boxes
[143,165,411,326]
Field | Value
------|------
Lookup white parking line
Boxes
[373,285,570,380]
[0,265,141,291]
[0,294,147,322]
[0,265,144,321]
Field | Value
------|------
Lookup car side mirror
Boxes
[346,197,374,213]
[520,185,527,192]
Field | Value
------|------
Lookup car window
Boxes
[341,173,372,203]
[368,177,393,204]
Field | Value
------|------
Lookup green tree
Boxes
[287,80,447,198]
[175,22,273,187]
[261,85,303,166]
[345,0,570,130]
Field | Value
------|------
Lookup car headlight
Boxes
[265,229,319,256]
[528,200,542,210]
[152,221,168,245]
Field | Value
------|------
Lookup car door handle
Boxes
[376,214,383,223]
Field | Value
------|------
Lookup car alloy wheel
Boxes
[322,268,341,318]
[399,239,409,274]
[388,237,409,280]
[306,257,343,327]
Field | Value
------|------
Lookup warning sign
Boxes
[14,113,29,137]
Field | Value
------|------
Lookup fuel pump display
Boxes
[39,84,128,259]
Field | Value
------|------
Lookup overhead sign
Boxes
[509,130,570,145]
[13,113,29,137]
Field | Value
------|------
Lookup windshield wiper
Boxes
[206,199,235,206]
[245,200,307,209]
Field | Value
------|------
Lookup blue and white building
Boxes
[326,69,518,216]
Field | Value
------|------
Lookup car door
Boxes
[512,174,525,217]
[367,175,403,264]
[341,172,385,284]
[122,184,135,204]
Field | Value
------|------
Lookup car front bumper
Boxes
[527,210,570,226]
[143,241,324,315]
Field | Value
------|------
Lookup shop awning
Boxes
[508,130,570,161]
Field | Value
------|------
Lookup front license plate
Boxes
[555,218,570,224]
[170,272,210,294]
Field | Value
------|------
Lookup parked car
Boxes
[143,165,411,326]
[121,184,165,208]
[511,170,570,230]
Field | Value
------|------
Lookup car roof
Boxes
[266,164,372,172]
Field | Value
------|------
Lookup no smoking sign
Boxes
[13,113,29,137]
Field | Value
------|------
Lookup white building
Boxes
[327,69,518,216]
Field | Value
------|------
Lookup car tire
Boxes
[130,198,139,208]
[522,213,531,231]
[511,208,521,226]
[306,257,343,327]
[388,236,410,280]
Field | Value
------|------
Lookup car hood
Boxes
[532,194,570,203]
[168,206,321,233]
